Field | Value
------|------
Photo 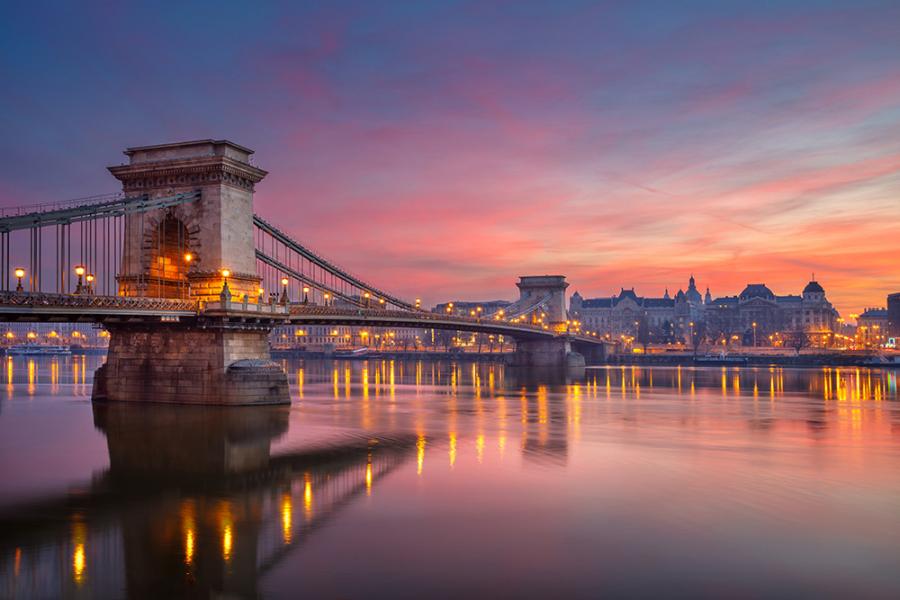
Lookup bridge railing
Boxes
[287,304,549,331]
[0,291,198,312]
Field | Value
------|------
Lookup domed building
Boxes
[705,279,838,346]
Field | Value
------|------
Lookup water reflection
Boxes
[1,358,899,597]
[0,400,413,598]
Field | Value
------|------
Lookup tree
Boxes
[637,315,651,352]
[786,329,809,356]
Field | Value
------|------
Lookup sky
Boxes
[1,1,899,315]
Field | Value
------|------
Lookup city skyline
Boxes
[2,2,899,315]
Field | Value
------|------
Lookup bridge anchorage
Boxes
[0,139,610,405]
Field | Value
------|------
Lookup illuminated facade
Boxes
[704,280,839,345]
[570,277,839,346]
[888,292,900,338]
[568,276,707,342]
[857,307,888,347]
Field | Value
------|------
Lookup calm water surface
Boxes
[1,356,899,598]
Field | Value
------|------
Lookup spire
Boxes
[704,287,712,304]
[689,274,696,288]
[663,288,670,300]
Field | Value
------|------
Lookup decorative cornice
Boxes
[108,156,267,192]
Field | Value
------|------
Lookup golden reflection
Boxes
[520,388,528,424]
[14,547,20,577]
[71,520,86,585]
[476,433,485,463]
[332,366,339,398]
[181,500,196,566]
[219,502,233,562]
[27,359,35,395]
[569,383,582,441]
[344,365,351,398]
[297,367,304,399]
[389,360,395,399]
[449,432,457,468]
[416,434,426,475]
[365,457,373,496]
[304,476,313,517]
[281,493,293,544]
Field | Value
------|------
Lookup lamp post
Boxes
[220,269,231,301]
[86,274,95,295]
[302,286,309,304]
[752,321,757,347]
[364,292,370,308]
[74,265,86,294]
[14,268,24,293]
[415,298,422,310]
[280,277,290,305]
[324,292,331,306]
[258,287,265,304]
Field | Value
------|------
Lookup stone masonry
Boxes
[95,140,289,406]
[93,322,288,405]
[109,139,265,302]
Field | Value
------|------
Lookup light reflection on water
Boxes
[0,356,898,598]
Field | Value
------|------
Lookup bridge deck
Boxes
[0,293,608,345]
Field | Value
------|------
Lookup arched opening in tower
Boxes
[147,214,192,299]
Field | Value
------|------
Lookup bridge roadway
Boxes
[0,292,608,347]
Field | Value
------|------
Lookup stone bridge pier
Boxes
[511,337,584,369]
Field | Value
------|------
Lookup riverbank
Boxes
[605,352,898,368]
[271,349,515,362]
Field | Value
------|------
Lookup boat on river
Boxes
[694,353,748,366]
[5,344,72,356]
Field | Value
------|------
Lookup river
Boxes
[1,356,898,598]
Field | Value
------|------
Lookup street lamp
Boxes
[364,291,370,307]
[324,292,331,306]
[379,298,386,308]
[280,277,290,305]
[415,298,421,310]
[220,269,231,300]
[752,321,757,347]
[74,265,86,294]
[14,268,24,292]
[184,252,193,264]
[302,286,310,304]
[86,274,95,295]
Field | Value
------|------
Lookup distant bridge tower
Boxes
[516,275,569,325]
[108,140,265,300]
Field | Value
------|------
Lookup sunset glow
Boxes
[1,2,898,314]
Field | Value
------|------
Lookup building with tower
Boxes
[570,276,839,347]
[569,276,707,343]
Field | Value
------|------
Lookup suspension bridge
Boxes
[0,139,608,404]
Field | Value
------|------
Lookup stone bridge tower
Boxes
[109,140,264,301]
[516,275,569,325]
[95,140,289,406]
